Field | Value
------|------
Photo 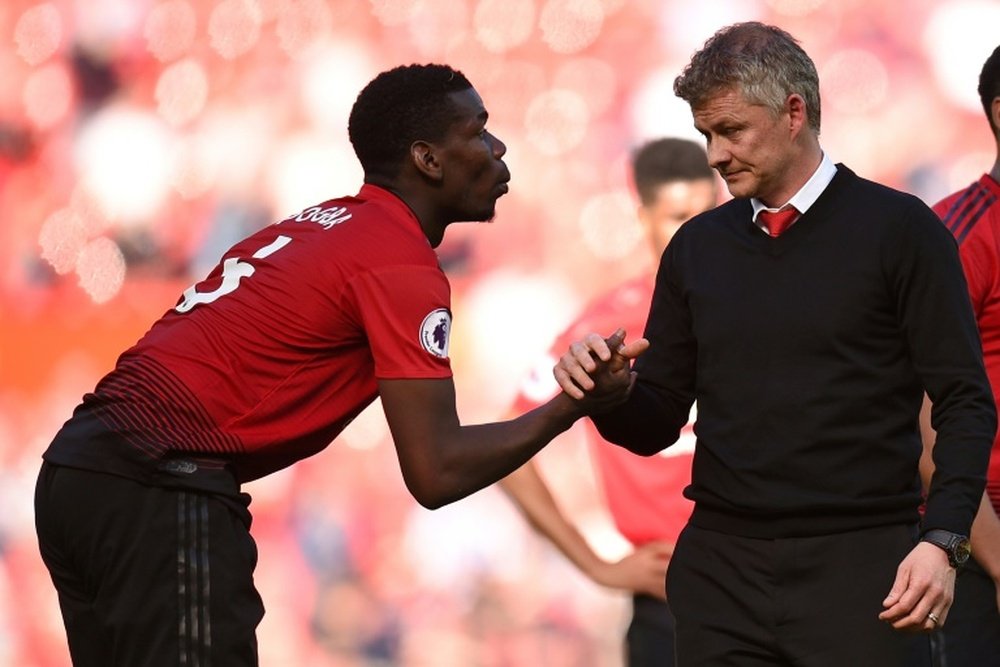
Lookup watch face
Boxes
[954,537,971,564]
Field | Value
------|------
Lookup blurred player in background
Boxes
[499,137,717,667]
[921,42,1000,667]
[33,63,645,667]
[554,23,995,666]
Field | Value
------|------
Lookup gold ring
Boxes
[927,612,940,624]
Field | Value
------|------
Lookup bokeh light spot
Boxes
[822,49,888,115]
[75,106,176,224]
[579,190,643,260]
[155,58,209,126]
[629,65,704,143]
[276,0,333,59]
[368,0,420,26]
[524,89,589,156]
[268,134,362,216]
[923,1,1000,113]
[14,3,62,66]
[339,399,390,451]
[170,138,217,199]
[209,0,262,60]
[38,208,87,275]
[75,237,126,304]
[766,0,826,16]
[460,270,581,409]
[144,0,196,62]
[553,58,617,117]
[474,0,535,53]
[408,0,470,57]
[300,43,377,131]
[23,62,73,129]
[539,0,604,54]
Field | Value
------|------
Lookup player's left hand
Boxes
[590,541,673,600]
[878,541,955,633]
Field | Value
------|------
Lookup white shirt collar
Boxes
[751,152,837,223]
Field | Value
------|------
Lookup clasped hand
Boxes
[553,328,650,413]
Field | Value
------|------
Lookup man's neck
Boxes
[989,154,1000,183]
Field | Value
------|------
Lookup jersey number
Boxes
[175,235,292,313]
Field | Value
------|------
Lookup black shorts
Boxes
[34,462,264,667]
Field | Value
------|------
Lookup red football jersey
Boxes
[48,185,453,482]
[935,173,1000,515]
[513,275,695,546]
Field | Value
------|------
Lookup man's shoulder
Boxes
[833,165,912,202]
[819,166,936,227]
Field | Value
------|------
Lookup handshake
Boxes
[554,328,650,414]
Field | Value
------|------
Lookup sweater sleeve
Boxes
[592,241,697,455]
[891,197,996,535]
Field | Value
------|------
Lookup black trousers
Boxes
[936,558,1000,666]
[34,462,264,667]
[626,594,676,667]
[666,523,932,667]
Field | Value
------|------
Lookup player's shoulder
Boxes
[274,188,437,267]
[933,175,1000,234]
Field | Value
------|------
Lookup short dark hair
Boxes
[631,138,713,206]
[979,45,1000,136]
[674,22,821,133]
[348,64,473,178]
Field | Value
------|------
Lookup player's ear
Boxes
[411,141,443,182]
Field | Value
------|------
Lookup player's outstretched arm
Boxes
[500,460,671,598]
[379,330,647,509]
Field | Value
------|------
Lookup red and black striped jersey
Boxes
[45,185,453,483]
[934,173,1000,515]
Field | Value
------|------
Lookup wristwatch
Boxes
[920,529,971,568]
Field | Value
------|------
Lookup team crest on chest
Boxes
[420,308,451,358]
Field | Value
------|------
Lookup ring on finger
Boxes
[927,612,940,625]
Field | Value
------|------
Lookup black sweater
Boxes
[594,166,996,538]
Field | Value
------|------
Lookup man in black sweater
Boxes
[555,22,996,667]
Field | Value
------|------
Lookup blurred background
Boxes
[1,0,998,664]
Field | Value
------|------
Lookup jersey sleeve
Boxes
[347,264,453,380]
[934,197,997,317]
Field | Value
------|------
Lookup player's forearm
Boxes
[919,395,1000,579]
[499,461,606,578]
[971,492,1000,581]
[402,392,584,509]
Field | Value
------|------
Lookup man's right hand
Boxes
[553,328,649,405]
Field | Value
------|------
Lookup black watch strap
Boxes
[921,529,971,568]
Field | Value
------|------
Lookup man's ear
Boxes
[411,141,443,181]
[992,96,1000,135]
[786,93,807,135]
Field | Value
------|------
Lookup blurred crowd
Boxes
[1,0,998,664]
